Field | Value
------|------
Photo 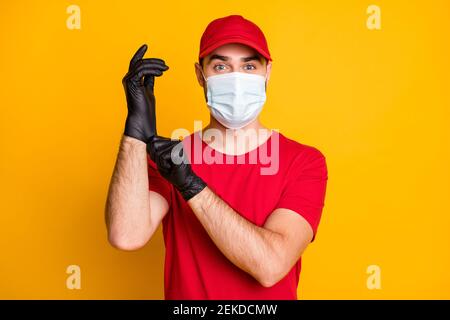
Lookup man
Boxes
[105,15,328,299]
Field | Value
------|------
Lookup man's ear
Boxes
[194,62,205,87]
[265,61,272,85]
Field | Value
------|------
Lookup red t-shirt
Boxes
[147,131,328,299]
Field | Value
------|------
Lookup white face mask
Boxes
[202,71,267,129]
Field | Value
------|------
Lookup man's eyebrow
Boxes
[241,55,263,63]
[207,54,229,63]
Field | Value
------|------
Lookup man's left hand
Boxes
[146,135,207,201]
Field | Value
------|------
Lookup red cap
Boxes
[199,15,272,62]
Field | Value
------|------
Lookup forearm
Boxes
[105,135,152,249]
[188,187,286,287]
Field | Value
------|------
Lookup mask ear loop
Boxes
[263,63,269,81]
[200,68,208,83]
[263,65,269,91]
[200,68,209,104]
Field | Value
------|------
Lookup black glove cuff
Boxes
[124,117,147,143]
[180,174,207,201]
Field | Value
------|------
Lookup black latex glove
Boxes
[123,44,169,142]
[147,135,207,201]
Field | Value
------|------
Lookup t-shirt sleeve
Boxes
[147,154,172,205]
[275,148,328,241]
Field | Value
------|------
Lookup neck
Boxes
[202,116,272,156]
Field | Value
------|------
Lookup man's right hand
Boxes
[123,44,169,143]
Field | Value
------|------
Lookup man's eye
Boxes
[244,64,256,70]
[214,64,227,71]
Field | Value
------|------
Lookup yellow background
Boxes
[0,0,449,299]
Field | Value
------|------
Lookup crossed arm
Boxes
[188,187,313,287]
